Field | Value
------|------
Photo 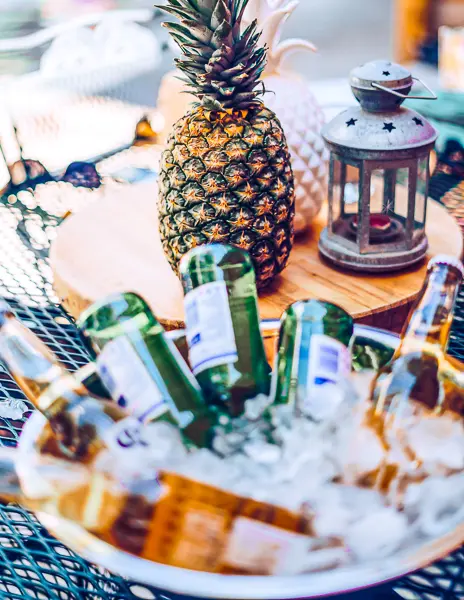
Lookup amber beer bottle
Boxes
[0,446,345,575]
[371,255,464,417]
[0,303,147,463]
[179,244,270,417]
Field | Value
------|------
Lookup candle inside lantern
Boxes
[352,214,392,233]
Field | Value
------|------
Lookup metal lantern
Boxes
[319,60,438,272]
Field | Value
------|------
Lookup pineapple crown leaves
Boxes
[157,0,267,110]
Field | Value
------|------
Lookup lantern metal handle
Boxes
[371,77,437,101]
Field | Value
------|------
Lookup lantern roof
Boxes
[322,105,437,155]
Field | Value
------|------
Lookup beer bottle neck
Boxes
[402,265,461,350]
[0,313,68,411]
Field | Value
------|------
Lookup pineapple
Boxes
[157,0,295,289]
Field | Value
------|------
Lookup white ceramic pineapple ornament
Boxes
[156,0,329,232]
[245,0,329,232]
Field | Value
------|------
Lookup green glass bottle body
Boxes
[179,244,270,417]
[371,256,464,417]
[78,292,215,448]
[0,304,146,463]
[271,300,354,415]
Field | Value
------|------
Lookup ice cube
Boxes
[0,399,28,420]
[142,421,188,465]
[310,485,384,539]
[339,485,386,515]
[338,420,386,485]
[313,500,351,538]
[177,448,239,489]
[92,447,158,483]
[262,482,309,512]
[301,377,360,424]
[301,383,345,422]
[243,440,282,464]
[270,404,294,432]
[411,473,464,537]
[212,426,250,458]
[345,508,408,560]
[405,414,464,474]
[244,394,272,421]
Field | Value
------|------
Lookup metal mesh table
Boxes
[0,147,463,600]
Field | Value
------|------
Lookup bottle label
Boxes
[97,337,170,423]
[221,517,309,575]
[184,281,238,375]
[171,502,228,571]
[103,416,149,457]
[307,334,351,389]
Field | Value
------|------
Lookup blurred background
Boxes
[0,0,462,174]
[2,0,394,89]
[0,0,463,101]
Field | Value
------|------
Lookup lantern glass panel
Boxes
[394,167,410,223]
[344,181,360,216]
[343,164,361,217]
[414,156,429,228]
[371,169,385,214]
[329,157,342,233]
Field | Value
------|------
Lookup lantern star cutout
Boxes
[382,70,390,76]
[346,118,357,127]
[383,122,396,132]
[413,117,424,126]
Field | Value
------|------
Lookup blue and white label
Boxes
[97,337,169,423]
[184,281,238,375]
[303,334,351,419]
[103,416,148,456]
[307,334,351,389]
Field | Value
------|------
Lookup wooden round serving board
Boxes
[51,180,463,332]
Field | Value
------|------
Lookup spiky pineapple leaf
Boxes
[158,4,200,22]
[187,0,216,17]
[161,0,265,110]
[233,0,249,27]
[210,0,231,30]
[210,20,233,48]
[181,20,214,44]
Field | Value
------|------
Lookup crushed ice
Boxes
[107,373,464,574]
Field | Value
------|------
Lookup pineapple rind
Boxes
[159,105,295,288]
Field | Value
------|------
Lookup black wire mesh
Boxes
[0,143,462,600]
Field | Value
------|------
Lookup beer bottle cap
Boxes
[428,255,464,279]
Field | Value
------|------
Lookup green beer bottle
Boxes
[271,300,354,417]
[179,244,270,417]
[78,292,215,448]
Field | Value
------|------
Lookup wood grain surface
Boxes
[51,179,463,332]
